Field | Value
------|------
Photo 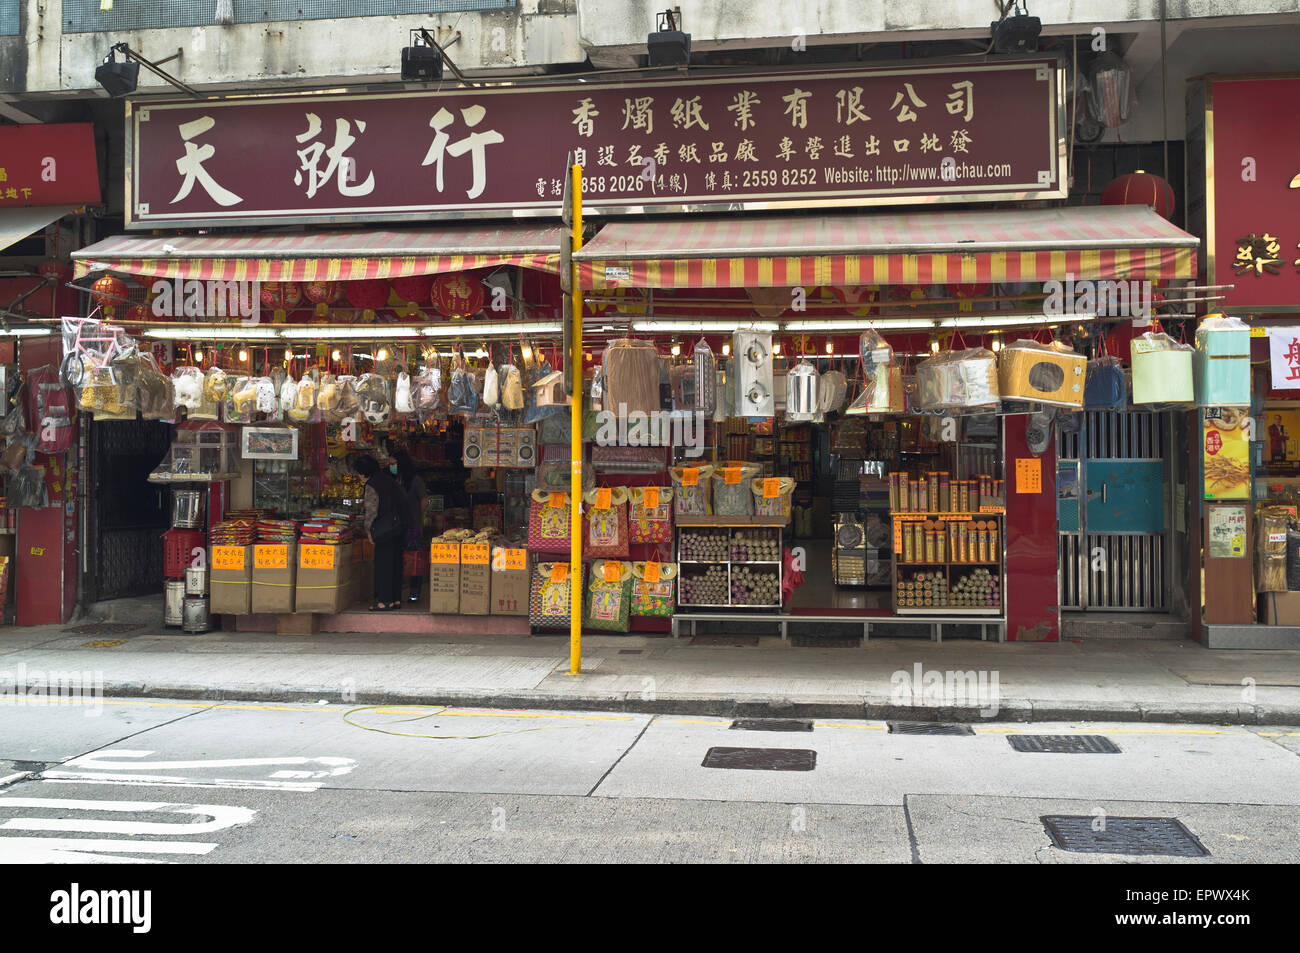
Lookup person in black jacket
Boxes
[352,455,408,611]
[393,450,429,603]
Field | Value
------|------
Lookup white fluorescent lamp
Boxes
[784,318,935,331]
[143,326,282,340]
[632,320,779,332]
[279,326,422,340]
[0,327,56,336]
[422,322,560,338]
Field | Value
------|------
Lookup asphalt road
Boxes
[1,696,1298,864]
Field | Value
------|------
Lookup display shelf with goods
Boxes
[891,513,1005,615]
[676,523,784,609]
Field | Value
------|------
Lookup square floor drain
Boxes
[730,718,814,732]
[702,747,817,771]
[1008,734,1121,754]
[1042,816,1209,857]
[888,722,975,736]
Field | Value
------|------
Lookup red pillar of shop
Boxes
[16,332,78,625]
[1004,415,1059,641]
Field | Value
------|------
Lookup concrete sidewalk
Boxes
[5,608,1300,724]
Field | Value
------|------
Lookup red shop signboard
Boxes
[127,59,1064,229]
[0,122,101,208]
[1206,75,1300,311]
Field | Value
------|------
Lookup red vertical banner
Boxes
[1004,416,1059,642]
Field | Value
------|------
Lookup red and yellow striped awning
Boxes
[575,205,1198,291]
[72,224,564,281]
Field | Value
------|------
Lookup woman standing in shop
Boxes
[352,454,408,611]
[394,450,429,603]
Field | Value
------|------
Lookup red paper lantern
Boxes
[391,274,434,307]
[302,280,341,305]
[430,273,485,319]
[260,281,302,310]
[346,279,390,310]
[1101,171,1176,220]
[92,275,129,316]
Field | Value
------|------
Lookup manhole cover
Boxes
[702,746,817,771]
[61,623,144,636]
[888,722,975,735]
[691,635,759,647]
[1008,734,1121,754]
[731,718,814,732]
[80,639,126,648]
[1042,816,1209,857]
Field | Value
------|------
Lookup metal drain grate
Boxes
[618,649,643,655]
[791,634,860,648]
[1008,734,1121,754]
[61,623,145,636]
[702,747,817,771]
[888,722,975,735]
[731,718,814,732]
[1042,816,1209,857]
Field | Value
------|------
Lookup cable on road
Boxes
[342,705,573,740]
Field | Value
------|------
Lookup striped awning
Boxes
[575,205,1198,291]
[0,205,78,254]
[72,224,564,281]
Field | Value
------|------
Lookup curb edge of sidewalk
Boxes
[93,683,1300,726]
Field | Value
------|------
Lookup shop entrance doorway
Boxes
[1057,410,1170,610]
[86,419,171,603]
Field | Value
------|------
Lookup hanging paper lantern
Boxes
[91,275,129,317]
[346,278,390,323]
[829,285,880,317]
[1101,170,1176,220]
[302,280,342,318]
[430,273,485,319]
[887,284,929,311]
[261,281,302,323]
[125,303,151,325]
[392,274,434,307]
[947,282,992,313]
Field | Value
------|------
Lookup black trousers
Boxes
[373,537,403,604]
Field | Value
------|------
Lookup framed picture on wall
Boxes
[241,427,298,461]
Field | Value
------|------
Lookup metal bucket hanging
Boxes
[164,580,186,627]
[171,489,202,528]
[785,362,820,421]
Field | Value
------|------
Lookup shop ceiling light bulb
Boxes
[825,341,834,354]
[193,348,203,362]
[773,342,782,354]
[331,348,342,361]
[930,339,940,353]
[284,348,293,361]
[721,343,730,356]
[237,348,248,362]
[377,347,389,361]
[671,343,681,356]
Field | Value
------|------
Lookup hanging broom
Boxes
[216,0,234,25]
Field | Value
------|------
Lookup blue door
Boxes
[1084,460,1165,534]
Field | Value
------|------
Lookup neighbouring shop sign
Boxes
[1207,503,1248,559]
[0,123,101,208]
[1202,408,1251,500]
[1267,327,1300,389]
[1206,76,1300,311]
[127,59,1063,228]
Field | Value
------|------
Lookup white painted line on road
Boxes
[61,750,358,778]
[39,771,327,792]
[0,837,216,861]
[0,772,29,787]
[0,796,256,836]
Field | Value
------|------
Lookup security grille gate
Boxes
[1057,411,1169,611]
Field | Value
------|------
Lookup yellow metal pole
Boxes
[569,164,583,675]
